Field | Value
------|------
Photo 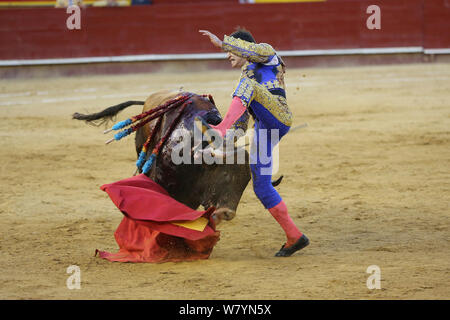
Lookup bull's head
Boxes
[195,147,251,224]
[143,94,251,225]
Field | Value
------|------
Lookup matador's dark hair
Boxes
[230,26,256,43]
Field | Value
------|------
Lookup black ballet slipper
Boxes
[275,234,310,257]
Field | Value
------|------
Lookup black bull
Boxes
[73,92,282,224]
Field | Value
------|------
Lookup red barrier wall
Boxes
[424,0,450,49]
[0,0,448,61]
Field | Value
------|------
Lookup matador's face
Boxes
[227,52,246,69]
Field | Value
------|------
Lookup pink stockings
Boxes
[268,200,303,248]
[210,96,247,137]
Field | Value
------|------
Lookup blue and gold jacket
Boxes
[222,35,287,99]
[221,35,291,130]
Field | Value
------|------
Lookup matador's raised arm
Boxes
[222,35,276,64]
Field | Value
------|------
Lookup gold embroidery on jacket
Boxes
[233,78,292,127]
[222,35,275,64]
[231,110,250,133]
[223,37,291,126]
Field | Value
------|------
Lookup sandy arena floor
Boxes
[0,63,449,299]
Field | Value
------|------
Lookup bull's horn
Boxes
[203,145,247,160]
[219,145,246,158]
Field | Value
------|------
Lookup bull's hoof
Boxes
[275,234,309,257]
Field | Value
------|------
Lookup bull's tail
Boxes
[72,101,145,126]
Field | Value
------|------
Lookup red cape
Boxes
[96,174,220,263]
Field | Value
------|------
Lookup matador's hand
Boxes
[199,30,223,49]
